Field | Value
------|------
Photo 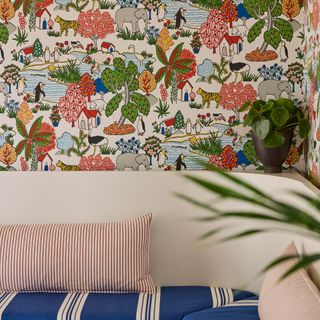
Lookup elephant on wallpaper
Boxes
[115,8,149,33]
[258,80,293,101]
[116,153,150,171]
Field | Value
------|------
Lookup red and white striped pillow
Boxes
[0,214,155,293]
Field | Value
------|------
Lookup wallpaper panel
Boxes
[304,0,320,187]
[0,0,304,171]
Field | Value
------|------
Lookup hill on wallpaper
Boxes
[0,0,306,172]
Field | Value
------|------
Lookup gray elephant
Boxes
[116,153,150,171]
[258,80,293,101]
[0,82,9,104]
[115,8,149,33]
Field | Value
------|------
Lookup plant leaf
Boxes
[16,118,28,138]
[252,118,270,139]
[264,131,285,148]
[168,43,183,65]
[155,66,167,83]
[271,106,289,127]
[29,117,43,138]
[156,45,168,65]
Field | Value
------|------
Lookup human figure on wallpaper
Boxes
[0,44,4,64]
[34,82,46,103]
[175,154,187,171]
[175,8,186,30]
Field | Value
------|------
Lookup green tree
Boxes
[0,23,8,44]
[33,38,43,58]
[1,64,20,93]
[155,43,193,88]
[102,58,150,126]
[142,135,161,165]
[174,110,185,130]
[15,116,53,170]
[244,0,293,52]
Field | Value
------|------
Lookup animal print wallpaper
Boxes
[0,0,305,171]
[304,0,320,188]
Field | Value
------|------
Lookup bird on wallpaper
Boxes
[0,44,4,64]
[175,8,186,30]
[280,41,289,62]
[175,154,187,171]
[88,129,108,155]
[228,54,250,82]
[34,82,46,103]
[156,3,167,22]
[137,115,146,136]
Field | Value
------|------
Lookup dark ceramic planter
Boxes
[252,129,293,173]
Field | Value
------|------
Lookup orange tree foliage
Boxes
[139,70,156,96]
[156,28,174,52]
[0,0,14,23]
[220,0,238,28]
[0,143,17,167]
[78,72,96,102]
[219,145,238,171]
[282,0,300,21]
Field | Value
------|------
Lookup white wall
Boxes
[0,171,319,294]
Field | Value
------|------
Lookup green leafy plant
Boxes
[240,98,310,148]
[49,60,81,84]
[67,130,90,157]
[177,166,320,279]
[13,28,28,46]
[15,116,52,161]
[117,28,145,40]
[102,58,150,126]
[244,0,293,52]
[155,43,193,88]
[98,0,116,8]
[154,100,170,118]
[190,132,222,156]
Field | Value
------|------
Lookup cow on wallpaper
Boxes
[0,0,305,171]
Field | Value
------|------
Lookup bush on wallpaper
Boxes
[0,0,304,171]
[305,0,320,187]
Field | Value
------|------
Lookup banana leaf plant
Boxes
[176,166,320,279]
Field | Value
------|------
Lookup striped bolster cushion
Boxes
[0,214,155,293]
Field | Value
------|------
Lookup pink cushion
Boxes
[259,242,320,320]
[0,214,155,293]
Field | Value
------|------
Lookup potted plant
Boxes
[49,106,61,127]
[240,98,310,173]
[190,32,202,54]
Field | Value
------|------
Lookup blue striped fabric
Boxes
[0,287,259,320]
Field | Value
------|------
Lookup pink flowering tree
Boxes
[77,9,114,50]
[199,9,228,54]
[219,82,257,120]
[79,155,116,171]
[58,83,86,127]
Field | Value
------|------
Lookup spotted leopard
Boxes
[56,160,80,171]
[54,16,79,36]
[196,88,221,108]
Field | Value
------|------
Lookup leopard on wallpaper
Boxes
[0,0,305,171]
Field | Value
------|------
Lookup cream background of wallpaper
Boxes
[0,171,318,294]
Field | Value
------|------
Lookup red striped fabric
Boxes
[0,214,155,293]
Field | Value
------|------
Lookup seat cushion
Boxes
[0,286,258,320]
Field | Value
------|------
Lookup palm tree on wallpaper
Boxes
[177,166,320,278]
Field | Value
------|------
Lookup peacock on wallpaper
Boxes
[0,0,305,171]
